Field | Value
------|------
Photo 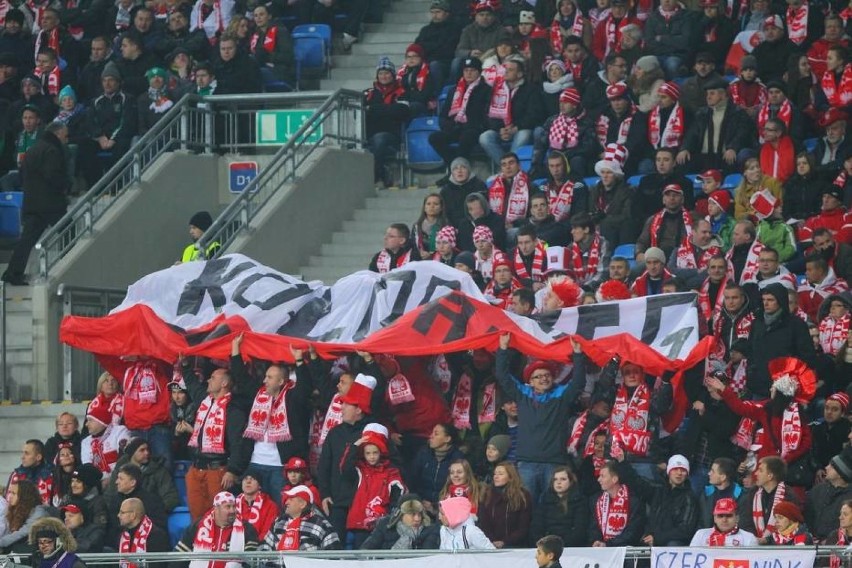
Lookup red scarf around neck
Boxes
[191,507,246,567]
[821,65,852,107]
[819,313,850,356]
[250,26,278,54]
[647,103,684,149]
[757,100,791,143]
[549,112,583,150]
[698,275,727,321]
[566,410,609,457]
[708,525,739,546]
[119,515,154,567]
[752,482,786,537]
[610,382,652,456]
[397,63,429,92]
[513,242,546,282]
[786,1,808,45]
[449,77,481,124]
[489,172,531,224]
[648,208,692,249]
[276,515,302,550]
[188,393,231,454]
[596,484,630,540]
[570,234,602,283]
[547,180,576,222]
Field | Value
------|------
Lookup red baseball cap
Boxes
[713,498,737,515]
[698,169,722,184]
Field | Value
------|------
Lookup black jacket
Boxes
[634,173,695,222]
[810,419,851,470]
[44,431,82,466]
[115,52,157,97]
[621,461,698,545]
[360,516,440,549]
[87,90,137,144]
[364,85,411,138]
[78,59,107,103]
[213,52,263,94]
[806,481,852,541]
[484,81,542,132]
[120,521,171,553]
[588,480,646,546]
[752,38,797,84]
[438,79,491,134]
[811,137,851,182]
[529,487,588,547]
[406,445,465,504]
[71,521,106,553]
[106,486,168,546]
[697,483,744,529]
[682,103,756,157]
[414,20,462,63]
[457,211,507,252]
[440,176,487,228]
[696,16,736,68]
[250,25,295,83]
[677,391,742,469]
[783,172,829,220]
[317,418,369,507]
[156,28,210,62]
[21,130,69,215]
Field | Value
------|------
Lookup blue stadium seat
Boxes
[584,176,600,187]
[803,138,818,152]
[627,174,644,186]
[613,243,636,260]
[0,191,23,238]
[685,174,702,194]
[437,84,453,115]
[406,117,443,171]
[173,460,191,507]
[515,145,533,172]
[292,24,332,50]
[293,32,327,82]
[533,177,547,187]
[797,274,807,286]
[722,173,742,189]
[168,506,191,547]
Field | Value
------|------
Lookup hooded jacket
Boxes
[529,486,589,546]
[27,517,86,568]
[456,192,507,252]
[440,174,487,229]
[438,497,494,550]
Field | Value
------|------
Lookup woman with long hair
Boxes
[783,151,830,221]
[439,459,484,513]
[412,193,449,260]
[86,372,124,428]
[629,56,666,112]
[477,462,532,548]
[52,443,81,506]
[785,54,818,124]
[733,157,783,220]
[0,481,50,553]
[530,466,588,546]
[225,15,252,53]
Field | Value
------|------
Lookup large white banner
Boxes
[279,549,625,568]
[652,546,816,568]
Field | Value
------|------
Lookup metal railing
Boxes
[0,280,6,400]
[57,284,127,401]
[34,89,363,281]
[197,89,364,255]
[2,546,849,568]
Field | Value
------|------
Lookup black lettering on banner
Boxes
[659,327,694,359]
[176,259,254,316]
[419,276,463,305]
[277,290,335,339]
[232,272,313,310]
[379,270,417,327]
[639,293,697,344]
[574,303,621,340]
[184,322,234,346]
[412,293,488,342]
[352,279,384,343]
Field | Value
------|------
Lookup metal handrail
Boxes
[197,88,365,255]
[34,93,212,280]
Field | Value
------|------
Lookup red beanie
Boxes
[405,43,425,59]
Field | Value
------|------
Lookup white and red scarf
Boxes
[752,482,787,537]
[449,77,481,124]
[546,180,576,222]
[819,313,850,356]
[708,525,740,546]
[190,508,246,568]
[513,243,546,282]
[7,470,53,505]
[488,77,522,125]
[318,394,343,446]
[196,0,225,40]
[780,403,803,460]
[712,310,754,341]
[831,530,849,568]
[675,241,721,270]
[786,1,808,46]
[570,234,602,283]
[188,393,231,454]
[386,368,415,406]
[244,385,292,443]
[119,515,154,567]
[123,360,162,405]
[33,27,60,61]
[728,359,748,396]
[657,5,679,20]
[550,14,584,55]
[26,0,47,33]
[489,172,530,224]
[698,276,727,321]
[250,26,277,54]
[757,100,792,143]
[596,111,633,148]
[483,277,521,308]
[821,65,852,107]
[475,249,506,280]
[566,410,609,457]
[549,112,583,150]
[90,429,118,474]
[375,248,412,273]
[647,103,684,149]
[276,515,302,550]
[596,484,631,540]
[603,15,621,57]
[451,376,497,429]
[727,240,764,284]
[397,63,429,92]
[610,383,651,457]
[648,208,692,249]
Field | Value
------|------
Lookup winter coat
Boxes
[455,21,504,58]
[20,130,69,216]
[494,349,585,464]
[0,505,51,552]
[115,53,156,97]
[406,445,465,504]
[317,418,368,507]
[71,520,106,553]
[44,432,82,467]
[87,91,137,146]
[250,25,295,83]
[415,20,462,63]
[483,81,543,132]
[213,51,263,95]
[734,176,783,220]
[621,461,698,546]
[752,39,797,83]
[683,103,756,159]
[678,392,742,474]
[477,486,532,547]
[438,79,492,134]
[783,172,829,221]
[634,173,695,224]
[155,28,210,62]
[644,8,696,58]
[104,455,180,513]
[529,487,588,546]
[360,516,440,549]
[587,179,635,247]
[697,483,744,529]
[806,481,852,541]
[343,454,404,531]
[809,419,852,471]
[588,483,646,546]
[440,176,488,228]
[106,486,167,546]
[439,517,495,550]
[457,211,508,252]
[756,219,797,263]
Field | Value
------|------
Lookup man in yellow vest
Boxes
[181,211,221,262]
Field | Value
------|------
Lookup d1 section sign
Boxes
[652,547,815,568]
[256,110,322,145]
[229,161,258,193]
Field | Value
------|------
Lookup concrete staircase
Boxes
[298,187,434,283]
[1,284,35,403]
[0,402,88,486]
[321,0,431,91]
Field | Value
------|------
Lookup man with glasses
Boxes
[583,54,628,116]
[759,118,795,183]
[117,497,170,556]
[369,223,416,273]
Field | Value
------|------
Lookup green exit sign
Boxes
[256,110,322,145]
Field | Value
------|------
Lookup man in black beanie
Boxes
[180,210,220,262]
[104,438,179,513]
[806,446,852,542]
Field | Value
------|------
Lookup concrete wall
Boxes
[228,148,374,273]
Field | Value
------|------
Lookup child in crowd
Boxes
[535,535,564,568]
[281,456,321,508]
[438,496,495,550]
[480,435,510,483]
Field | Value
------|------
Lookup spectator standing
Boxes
[408,423,465,515]
[212,35,262,94]
[453,1,502,79]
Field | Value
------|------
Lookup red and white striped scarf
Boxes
[569,234,602,283]
[780,403,803,460]
[757,100,792,143]
[546,180,576,222]
[123,361,162,405]
[821,65,852,107]
[675,241,721,270]
[397,63,430,92]
[375,249,412,273]
[452,376,497,429]
[188,393,231,454]
[610,383,651,457]
[475,249,506,280]
[649,208,692,249]
[276,515,302,550]
[483,276,521,308]
[244,385,292,443]
[566,410,609,457]
[728,359,748,395]
[549,112,583,150]
[712,310,754,341]
[190,508,246,568]
[831,529,849,568]
[604,15,620,57]
[596,111,633,148]
[819,313,850,356]
[489,172,531,224]
[549,14,584,55]
[488,77,522,125]
[250,26,278,54]
[647,103,684,149]
[513,242,546,282]
[698,276,727,321]
[657,5,679,20]
[26,0,47,33]
[725,0,746,19]
[448,76,481,124]
[33,27,60,60]
[119,515,154,567]
[727,240,764,284]
[752,482,787,537]
[197,0,225,40]
[596,484,631,540]
[318,393,343,446]
[786,1,809,46]
[731,416,755,450]
[90,429,118,474]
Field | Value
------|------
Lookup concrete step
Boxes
[361,32,418,43]
[382,12,429,23]
[320,78,373,91]
[364,22,424,33]
[352,208,418,223]
[333,54,388,67]
[352,42,414,55]
[330,67,382,80]
[308,254,373,270]
[331,232,383,245]
[388,1,434,13]
[319,243,381,258]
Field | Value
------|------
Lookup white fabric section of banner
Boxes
[279,549,625,568]
[651,546,816,568]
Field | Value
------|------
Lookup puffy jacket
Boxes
[806,481,852,541]
[621,461,698,545]
[406,445,465,504]
[105,455,179,513]
[644,8,696,58]
[529,487,589,546]
[455,20,503,58]
[360,515,440,549]
[415,20,462,62]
